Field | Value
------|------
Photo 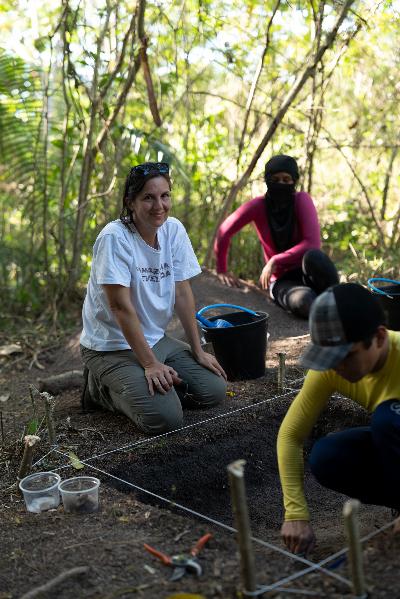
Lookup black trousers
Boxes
[309,399,400,509]
[271,249,339,318]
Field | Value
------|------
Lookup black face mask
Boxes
[266,181,295,207]
[265,182,296,252]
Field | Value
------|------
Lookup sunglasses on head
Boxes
[130,162,169,177]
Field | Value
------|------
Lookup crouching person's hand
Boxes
[281,520,316,556]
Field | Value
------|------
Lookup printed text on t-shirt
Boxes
[136,263,171,283]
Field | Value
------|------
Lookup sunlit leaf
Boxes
[68,451,85,470]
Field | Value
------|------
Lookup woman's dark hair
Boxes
[120,162,171,225]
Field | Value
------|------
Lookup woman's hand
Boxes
[217,271,242,288]
[144,362,182,396]
[281,520,316,555]
[192,349,227,380]
[259,259,277,289]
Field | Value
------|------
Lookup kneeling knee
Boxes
[199,376,227,407]
[286,287,316,319]
[135,411,183,435]
[372,399,400,442]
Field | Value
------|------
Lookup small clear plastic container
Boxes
[19,471,61,513]
[59,476,100,513]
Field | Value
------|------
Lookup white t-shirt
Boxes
[80,217,201,350]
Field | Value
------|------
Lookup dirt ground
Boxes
[1,270,399,599]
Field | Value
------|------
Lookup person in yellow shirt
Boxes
[277,282,400,555]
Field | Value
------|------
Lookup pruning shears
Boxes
[144,532,212,581]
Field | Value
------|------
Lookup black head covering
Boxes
[264,155,299,183]
[264,155,299,252]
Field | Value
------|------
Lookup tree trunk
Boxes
[204,0,357,268]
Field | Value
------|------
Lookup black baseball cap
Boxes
[300,283,386,371]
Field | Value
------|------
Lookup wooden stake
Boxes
[343,499,368,599]
[227,459,257,595]
[277,352,286,391]
[31,385,57,444]
[17,435,41,482]
[42,392,56,445]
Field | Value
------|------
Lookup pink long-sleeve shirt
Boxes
[214,192,321,282]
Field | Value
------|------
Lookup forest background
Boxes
[1,0,399,330]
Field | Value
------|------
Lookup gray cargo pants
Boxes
[80,335,226,434]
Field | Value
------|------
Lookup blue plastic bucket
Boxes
[196,304,269,381]
[367,278,400,330]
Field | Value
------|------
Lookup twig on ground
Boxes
[174,528,191,542]
[28,350,45,371]
[73,427,106,442]
[19,566,89,599]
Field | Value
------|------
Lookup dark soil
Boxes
[1,270,399,599]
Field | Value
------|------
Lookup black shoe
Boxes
[81,367,98,412]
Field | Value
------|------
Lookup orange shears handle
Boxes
[191,533,212,557]
[143,543,172,565]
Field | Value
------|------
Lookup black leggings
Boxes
[309,399,400,510]
[271,249,339,319]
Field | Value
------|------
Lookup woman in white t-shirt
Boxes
[80,162,227,434]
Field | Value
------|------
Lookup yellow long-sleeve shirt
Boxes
[277,330,400,521]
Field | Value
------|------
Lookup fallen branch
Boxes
[19,566,89,599]
[38,369,84,394]
[28,351,45,371]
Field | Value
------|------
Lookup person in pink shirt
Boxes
[214,155,339,318]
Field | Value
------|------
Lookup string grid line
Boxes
[35,377,396,594]
[52,449,351,588]
[44,382,303,473]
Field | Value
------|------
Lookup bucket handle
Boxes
[197,303,258,317]
[367,278,400,297]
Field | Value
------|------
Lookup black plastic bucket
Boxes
[367,278,400,331]
[202,310,269,381]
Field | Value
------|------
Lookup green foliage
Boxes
[26,418,39,435]
[0,0,400,321]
